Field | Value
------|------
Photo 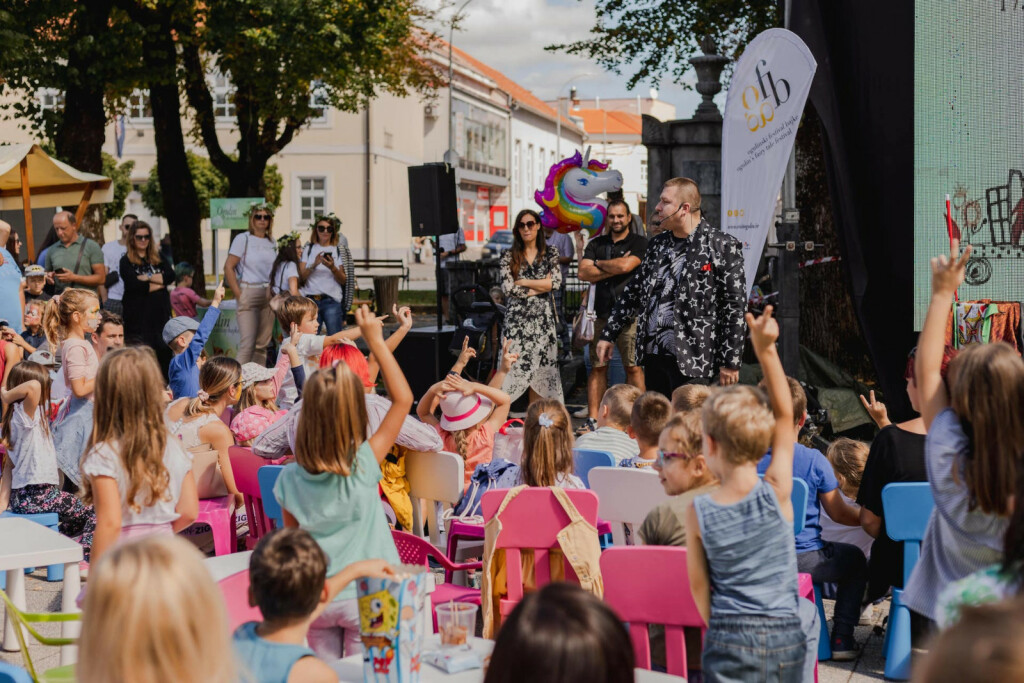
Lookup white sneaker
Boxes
[572,406,590,419]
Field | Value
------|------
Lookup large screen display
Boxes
[914,1,1024,326]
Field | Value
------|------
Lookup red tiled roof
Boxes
[439,41,582,133]
[573,109,642,136]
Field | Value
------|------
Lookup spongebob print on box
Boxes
[358,565,427,683]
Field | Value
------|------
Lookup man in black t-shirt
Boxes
[578,200,648,426]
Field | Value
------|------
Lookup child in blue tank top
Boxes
[684,306,818,682]
[233,527,395,683]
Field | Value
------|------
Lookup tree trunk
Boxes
[53,0,112,243]
[144,24,206,293]
[796,105,876,385]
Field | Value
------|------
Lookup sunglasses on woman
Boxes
[253,213,271,221]
[655,449,696,468]
[134,233,152,242]
[316,224,334,233]
[517,220,538,229]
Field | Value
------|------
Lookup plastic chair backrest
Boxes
[572,449,615,488]
[229,446,272,545]
[588,467,669,545]
[882,482,935,585]
[0,662,32,683]
[481,488,599,610]
[257,465,285,529]
[601,546,706,676]
[405,450,463,544]
[758,474,809,535]
[217,570,262,633]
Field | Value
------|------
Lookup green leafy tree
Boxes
[140,152,282,219]
[176,0,442,197]
[549,0,778,89]
[100,153,136,226]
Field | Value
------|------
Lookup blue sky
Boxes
[434,0,718,120]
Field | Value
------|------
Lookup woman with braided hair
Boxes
[299,213,354,335]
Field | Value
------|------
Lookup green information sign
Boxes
[210,197,264,231]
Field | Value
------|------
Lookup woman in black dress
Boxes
[119,221,175,376]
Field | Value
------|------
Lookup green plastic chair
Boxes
[0,589,77,682]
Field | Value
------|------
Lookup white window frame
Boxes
[309,80,330,126]
[526,144,534,198]
[209,71,236,122]
[513,140,521,199]
[538,147,546,189]
[37,88,64,113]
[640,158,648,183]
[126,89,152,122]
[292,173,331,226]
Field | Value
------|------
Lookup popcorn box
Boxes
[358,564,427,683]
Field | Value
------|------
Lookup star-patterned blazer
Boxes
[599,218,747,379]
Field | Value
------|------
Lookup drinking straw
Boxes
[946,194,959,302]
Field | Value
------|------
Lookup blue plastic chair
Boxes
[0,511,64,582]
[881,482,935,681]
[572,449,615,489]
[0,662,33,683]
[257,465,285,529]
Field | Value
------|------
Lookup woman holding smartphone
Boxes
[298,213,352,335]
[119,221,176,376]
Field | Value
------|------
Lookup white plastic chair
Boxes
[405,450,464,546]
[588,466,670,546]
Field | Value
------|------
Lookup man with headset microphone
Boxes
[595,177,747,396]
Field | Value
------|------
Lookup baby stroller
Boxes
[448,284,505,383]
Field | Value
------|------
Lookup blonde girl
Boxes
[2,361,96,560]
[902,239,1024,626]
[417,373,511,490]
[43,287,101,488]
[80,347,198,563]
[230,342,300,445]
[821,438,874,560]
[165,356,245,508]
[223,203,276,365]
[273,305,412,660]
[78,535,234,683]
[519,399,584,489]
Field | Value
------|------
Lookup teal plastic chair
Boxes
[0,662,33,683]
[257,465,285,529]
[764,474,829,661]
[881,482,934,681]
[572,448,615,489]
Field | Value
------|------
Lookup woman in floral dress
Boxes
[499,209,564,405]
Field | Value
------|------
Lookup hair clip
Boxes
[538,414,554,428]
[197,390,210,402]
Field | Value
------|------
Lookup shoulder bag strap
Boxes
[73,239,87,275]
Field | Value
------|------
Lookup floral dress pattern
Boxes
[499,246,564,402]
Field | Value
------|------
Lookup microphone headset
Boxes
[652,202,699,227]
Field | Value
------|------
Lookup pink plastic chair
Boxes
[480,488,600,624]
[195,496,237,556]
[392,530,482,631]
[217,570,262,632]
[229,446,272,549]
[600,546,705,676]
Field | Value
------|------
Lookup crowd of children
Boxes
[2,236,1023,683]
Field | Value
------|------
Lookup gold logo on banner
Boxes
[742,59,791,132]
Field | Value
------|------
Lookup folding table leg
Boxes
[59,561,81,665]
[2,568,25,651]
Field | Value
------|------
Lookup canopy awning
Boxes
[0,143,113,260]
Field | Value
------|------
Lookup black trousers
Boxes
[642,353,711,398]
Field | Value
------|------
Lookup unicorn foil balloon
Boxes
[535,147,624,235]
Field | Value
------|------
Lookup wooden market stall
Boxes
[0,143,113,260]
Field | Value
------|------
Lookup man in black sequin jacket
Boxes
[596,178,746,396]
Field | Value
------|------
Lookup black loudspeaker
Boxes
[408,163,458,237]
[392,325,457,405]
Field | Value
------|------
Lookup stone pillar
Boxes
[643,38,729,228]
